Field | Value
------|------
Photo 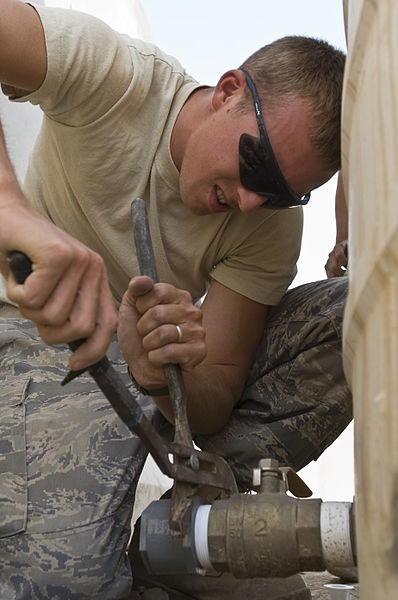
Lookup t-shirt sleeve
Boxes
[1,4,133,126]
[210,207,303,306]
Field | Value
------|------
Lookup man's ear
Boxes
[211,69,247,111]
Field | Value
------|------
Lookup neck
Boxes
[170,87,212,171]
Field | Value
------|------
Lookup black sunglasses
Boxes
[239,69,310,209]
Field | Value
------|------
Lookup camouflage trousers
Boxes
[0,277,351,599]
[195,275,352,489]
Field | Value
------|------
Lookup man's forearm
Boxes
[0,121,24,202]
[335,172,348,243]
[119,279,268,436]
[152,362,241,436]
[0,120,117,368]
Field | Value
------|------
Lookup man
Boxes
[0,1,349,598]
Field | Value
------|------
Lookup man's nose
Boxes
[236,185,267,212]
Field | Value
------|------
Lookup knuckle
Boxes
[161,345,178,363]
[181,352,206,369]
[185,304,202,323]
[27,297,45,310]
[157,325,171,345]
[180,289,193,303]
[11,285,46,311]
[192,305,203,320]
[134,296,147,315]
[192,348,207,365]
[47,242,74,267]
[36,326,53,345]
[136,318,146,337]
[151,304,166,325]
[73,317,96,340]
[76,247,91,270]
[141,335,151,352]
[107,312,118,333]
[190,322,206,340]
[15,293,42,310]
[90,250,104,267]
[50,243,87,273]
[40,307,68,327]
[152,283,168,301]
[198,341,207,358]
[87,252,105,277]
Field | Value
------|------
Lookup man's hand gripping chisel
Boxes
[8,198,237,536]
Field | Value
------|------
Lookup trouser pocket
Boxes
[0,378,29,537]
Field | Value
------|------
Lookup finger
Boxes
[335,253,348,270]
[15,250,102,328]
[325,263,345,278]
[7,243,90,311]
[325,250,341,278]
[35,261,116,352]
[142,320,205,352]
[125,276,155,304]
[325,262,334,278]
[134,282,192,314]
[136,303,202,338]
[20,257,105,344]
[68,270,118,370]
[147,338,207,370]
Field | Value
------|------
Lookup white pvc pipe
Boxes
[324,583,354,600]
[320,502,355,570]
[193,504,212,570]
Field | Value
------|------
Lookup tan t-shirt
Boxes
[3,5,303,306]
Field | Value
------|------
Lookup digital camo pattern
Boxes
[0,277,350,599]
[0,317,155,599]
[196,277,351,490]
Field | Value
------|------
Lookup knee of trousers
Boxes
[0,319,152,599]
[0,519,133,600]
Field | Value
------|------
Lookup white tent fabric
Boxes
[0,0,154,289]
[0,0,154,182]
[45,0,155,41]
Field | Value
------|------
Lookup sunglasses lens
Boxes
[239,133,310,209]
[239,134,277,195]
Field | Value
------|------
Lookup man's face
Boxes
[177,78,334,216]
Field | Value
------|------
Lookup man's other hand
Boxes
[325,240,348,278]
[1,204,117,370]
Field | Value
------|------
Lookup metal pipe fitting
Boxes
[205,492,325,577]
[139,459,357,579]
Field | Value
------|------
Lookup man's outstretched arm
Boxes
[0,1,117,369]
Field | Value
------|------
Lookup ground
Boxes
[302,572,359,599]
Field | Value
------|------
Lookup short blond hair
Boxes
[239,36,346,171]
